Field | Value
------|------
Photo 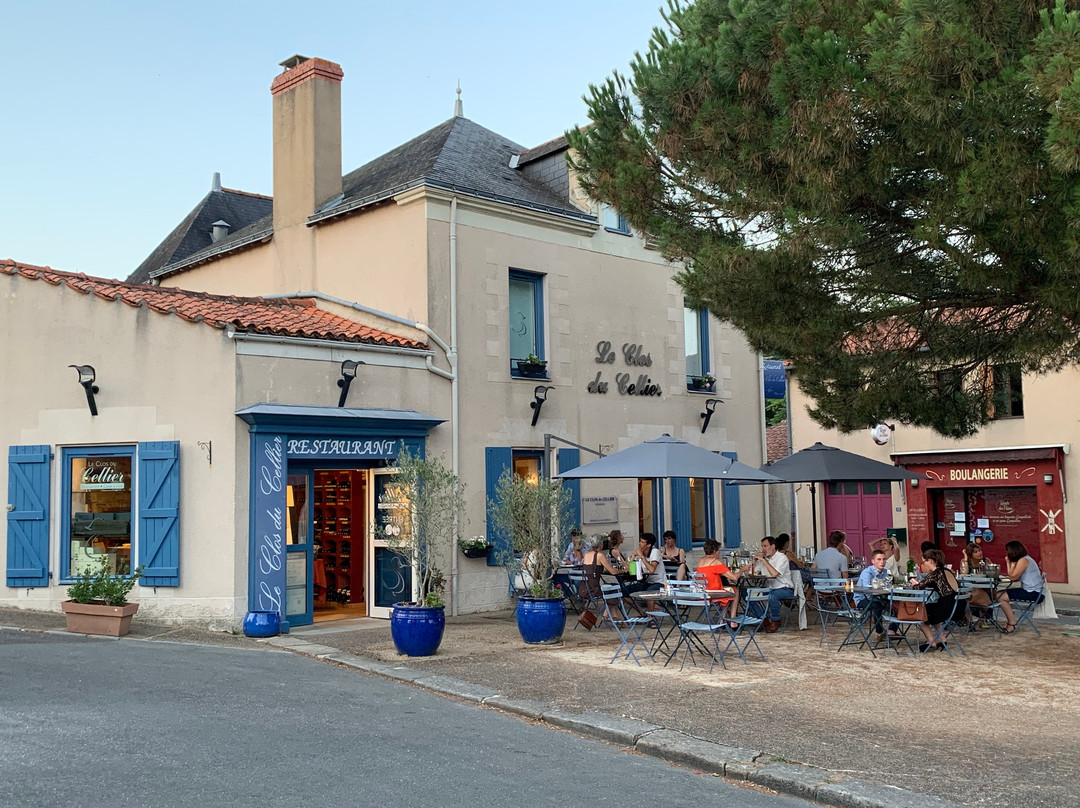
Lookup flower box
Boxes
[61,600,140,637]
[515,360,548,378]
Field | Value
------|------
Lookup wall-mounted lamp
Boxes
[530,385,555,427]
[910,478,919,488]
[68,364,99,416]
[699,398,723,433]
[1044,473,1054,485]
[336,359,365,407]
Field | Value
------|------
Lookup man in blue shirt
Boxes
[855,549,891,636]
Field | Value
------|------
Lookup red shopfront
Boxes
[895,447,1068,584]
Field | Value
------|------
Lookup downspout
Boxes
[448,196,461,616]
[758,350,771,537]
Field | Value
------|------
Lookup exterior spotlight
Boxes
[699,398,722,433]
[910,478,919,488]
[68,364,99,416]
[1044,473,1054,485]
[337,359,364,407]
[530,385,555,427]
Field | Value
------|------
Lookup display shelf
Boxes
[313,470,364,605]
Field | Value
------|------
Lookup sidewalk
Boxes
[6,603,1078,808]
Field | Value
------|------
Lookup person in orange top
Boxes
[694,538,741,623]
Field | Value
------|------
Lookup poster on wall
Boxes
[582,496,618,525]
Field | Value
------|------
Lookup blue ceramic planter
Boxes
[242,610,281,638]
[516,597,567,644]
[390,603,446,657]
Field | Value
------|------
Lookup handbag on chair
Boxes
[897,600,926,622]
[577,609,598,630]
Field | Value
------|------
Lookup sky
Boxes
[1,1,665,280]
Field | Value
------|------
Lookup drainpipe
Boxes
[758,350,771,537]
[448,196,461,616]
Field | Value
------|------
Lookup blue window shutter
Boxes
[6,446,51,587]
[557,449,581,530]
[138,441,180,586]
[721,451,742,548]
[485,447,512,566]
[670,478,692,550]
[704,481,716,541]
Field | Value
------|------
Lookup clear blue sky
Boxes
[1,1,664,280]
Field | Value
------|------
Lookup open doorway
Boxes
[312,470,367,622]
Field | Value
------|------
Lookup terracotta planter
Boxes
[61,600,140,637]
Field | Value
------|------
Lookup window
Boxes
[684,307,710,387]
[63,447,135,580]
[509,269,545,375]
[512,450,544,484]
[991,364,1024,418]
[689,477,714,544]
[602,205,629,235]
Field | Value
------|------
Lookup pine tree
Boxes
[569,0,1080,437]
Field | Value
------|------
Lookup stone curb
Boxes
[540,710,660,747]
[480,695,552,719]
[817,779,964,808]
[633,728,762,778]
[324,652,428,682]
[414,674,500,704]
[748,762,840,801]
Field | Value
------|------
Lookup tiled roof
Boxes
[127,185,272,284]
[766,422,790,463]
[2,260,428,350]
[516,134,569,166]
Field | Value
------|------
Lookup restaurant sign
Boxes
[79,459,128,491]
[286,437,400,460]
[586,341,662,398]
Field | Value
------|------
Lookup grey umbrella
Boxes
[760,442,926,548]
[555,434,781,482]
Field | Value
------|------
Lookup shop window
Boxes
[509,269,545,376]
[990,364,1024,419]
[54,442,180,586]
[684,307,711,388]
[602,205,630,235]
[512,450,544,483]
[690,477,714,544]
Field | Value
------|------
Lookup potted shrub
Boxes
[515,353,548,378]
[690,373,716,391]
[458,536,492,559]
[489,469,573,644]
[61,556,143,637]
[376,449,465,657]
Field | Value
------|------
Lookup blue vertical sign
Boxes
[251,433,287,616]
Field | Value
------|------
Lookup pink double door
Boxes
[823,481,895,559]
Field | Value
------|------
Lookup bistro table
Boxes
[631,589,735,665]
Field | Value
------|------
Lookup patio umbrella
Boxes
[760,442,926,549]
[555,434,781,483]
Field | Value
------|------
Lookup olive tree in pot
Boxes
[489,469,573,644]
[62,555,143,637]
[376,449,465,657]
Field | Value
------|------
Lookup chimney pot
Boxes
[211,220,230,243]
[211,172,222,192]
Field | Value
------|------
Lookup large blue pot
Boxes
[516,597,567,644]
[242,610,281,638]
[390,603,446,657]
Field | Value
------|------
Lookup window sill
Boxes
[604,226,632,236]
[511,373,551,381]
[686,386,716,394]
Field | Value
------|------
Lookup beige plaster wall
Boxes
[788,370,1080,593]
[0,273,245,625]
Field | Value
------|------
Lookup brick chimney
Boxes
[271,55,344,233]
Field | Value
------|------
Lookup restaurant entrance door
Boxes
[823,481,895,559]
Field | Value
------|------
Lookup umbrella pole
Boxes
[810,481,819,551]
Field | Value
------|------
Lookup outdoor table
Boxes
[631,590,732,665]
[836,585,894,656]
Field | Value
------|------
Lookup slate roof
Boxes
[141,117,597,280]
[127,186,272,284]
[3,260,427,350]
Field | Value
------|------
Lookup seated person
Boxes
[872,536,902,578]
[908,548,958,651]
[607,529,628,570]
[996,540,1045,633]
[695,538,740,620]
[741,536,794,633]
[813,531,850,579]
[775,533,805,569]
[855,549,892,636]
[582,536,637,616]
[960,541,987,575]
[623,533,666,596]
[660,530,688,580]
[562,529,585,566]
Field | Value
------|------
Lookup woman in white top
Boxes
[997,540,1044,633]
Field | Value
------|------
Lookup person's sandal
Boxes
[1003,621,1018,634]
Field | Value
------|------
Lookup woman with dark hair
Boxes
[961,542,987,575]
[996,541,1045,633]
[660,530,688,580]
[608,530,628,570]
[908,548,958,651]
[694,539,740,624]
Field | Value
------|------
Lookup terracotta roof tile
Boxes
[1,259,428,351]
[766,422,790,463]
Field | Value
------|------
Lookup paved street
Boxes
[0,631,815,808]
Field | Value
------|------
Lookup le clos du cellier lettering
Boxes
[588,340,662,397]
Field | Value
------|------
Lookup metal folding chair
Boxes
[959,576,1004,634]
[718,587,767,664]
[647,580,695,659]
[937,591,969,656]
[1009,574,1047,636]
[812,578,849,645]
[600,584,654,665]
[886,588,931,655]
[670,586,726,671]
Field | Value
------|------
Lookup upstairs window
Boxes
[684,307,711,389]
[509,269,545,377]
[602,205,629,235]
[991,364,1024,418]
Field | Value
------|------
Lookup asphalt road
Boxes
[0,631,815,808]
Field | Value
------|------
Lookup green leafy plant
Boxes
[488,470,573,598]
[458,536,491,552]
[522,353,546,366]
[67,556,143,606]
[693,373,715,387]
[374,449,466,609]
